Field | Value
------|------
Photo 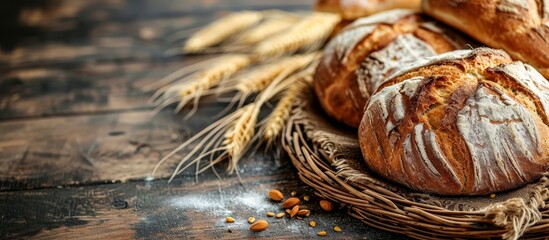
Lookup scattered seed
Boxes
[266,212,275,217]
[291,191,297,197]
[269,189,284,202]
[319,200,334,212]
[296,216,303,220]
[303,195,310,201]
[250,219,269,232]
[333,226,342,232]
[290,205,300,218]
[309,220,316,227]
[282,197,300,209]
[248,217,255,223]
[226,217,235,223]
[490,193,496,198]
[297,209,310,217]
[317,230,327,236]
[285,209,291,214]
[276,212,285,218]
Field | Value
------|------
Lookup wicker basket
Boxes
[282,83,549,240]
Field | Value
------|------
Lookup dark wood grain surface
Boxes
[0,1,404,239]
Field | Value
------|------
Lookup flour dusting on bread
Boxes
[457,85,539,192]
[359,48,549,195]
[356,34,436,98]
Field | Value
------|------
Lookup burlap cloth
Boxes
[283,83,549,239]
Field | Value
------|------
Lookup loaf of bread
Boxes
[313,10,471,128]
[316,0,421,20]
[422,0,549,79]
[359,48,549,195]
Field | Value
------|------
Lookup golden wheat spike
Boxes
[235,53,316,95]
[153,54,253,115]
[184,11,263,52]
[154,60,315,177]
[214,56,318,173]
[262,72,313,143]
[180,55,252,94]
[252,12,341,58]
[236,16,297,45]
[222,104,260,172]
[178,54,253,111]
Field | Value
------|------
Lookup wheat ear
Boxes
[155,61,309,178]
[235,16,297,45]
[156,102,261,180]
[144,56,223,92]
[235,53,315,93]
[214,53,316,110]
[152,54,253,116]
[222,104,260,173]
[252,12,340,58]
[184,11,263,53]
[261,72,313,146]
[218,63,306,173]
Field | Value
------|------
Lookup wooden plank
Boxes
[0,106,250,190]
[0,56,215,119]
[2,0,314,28]
[0,173,404,239]
[0,0,314,68]
[0,0,317,192]
[0,16,198,69]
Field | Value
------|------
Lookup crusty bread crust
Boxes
[313,10,469,128]
[316,0,421,20]
[359,48,549,195]
[422,0,549,78]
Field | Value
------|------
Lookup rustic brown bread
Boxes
[359,48,549,195]
[313,10,471,128]
[316,0,421,20]
[422,0,549,79]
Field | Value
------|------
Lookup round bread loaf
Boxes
[315,0,420,20]
[313,9,470,128]
[422,0,549,79]
[359,48,549,195]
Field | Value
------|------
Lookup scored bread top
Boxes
[359,48,549,195]
[314,9,470,128]
[422,0,549,78]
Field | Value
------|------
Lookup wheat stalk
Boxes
[252,12,341,58]
[235,53,315,93]
[236,16,297,45]
[143,56,225,92]
[206,53,316,119]
[184,11,263,52]
[154,60,314,178]
[216,63,311,173]
[152,11,338,178]
[155,102,260,179]
[155,109,241,181]
[222,104,260,173]
[152,54,253,115]
[234,61,287,94]
[159,11,338,114]
[262,72,313,145]
[229,53,316,101]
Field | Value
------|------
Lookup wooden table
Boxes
[0,1,404,239]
